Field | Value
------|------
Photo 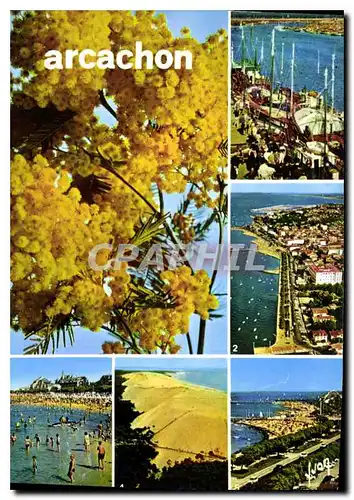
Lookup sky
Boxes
[231,182,344,195]
[10,357,112,390]
[231,358,343,392]
[157,10,227,40]
[115,356,227,372]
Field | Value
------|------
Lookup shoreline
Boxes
[231,420,270,442]
[231,18,344,37]
[10,396,112,413]
[123,370,227,394]
[10,403,113,487]
[282,25,343,37]
[263,268,279,275]
[232,226,282,260]
[231,400,317,440]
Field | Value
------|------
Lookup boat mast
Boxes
[269,29,275,128]
[331,51,336,114]
[260,39,264,64]
[254,37,258,70]
[280,42,284,77]
[323,67,328,168]
[241,24,246,72]
[317,50,320,74]
[290,43,295,114]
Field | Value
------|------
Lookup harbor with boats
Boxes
[230,14,344,180]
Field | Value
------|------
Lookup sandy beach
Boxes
[122,372,227,468]
[231,227,282,259]
[236,401,317,439]
[11,392,112,413]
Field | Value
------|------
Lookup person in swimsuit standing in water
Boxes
[97,441,105,471]
[68,453,76,483]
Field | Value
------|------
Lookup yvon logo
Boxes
[305,457,331,486]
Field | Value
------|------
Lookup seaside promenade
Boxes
[255,252,310,355]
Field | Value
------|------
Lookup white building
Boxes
[287,239,305,246]
[328,245,344,256]
[313,330,328,343]
[309,265,343,285]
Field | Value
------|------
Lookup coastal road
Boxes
[255,252,313,355]
[231,434,340,490]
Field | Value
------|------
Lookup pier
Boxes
[255,252,311,355]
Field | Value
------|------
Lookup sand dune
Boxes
[122,372,227,468]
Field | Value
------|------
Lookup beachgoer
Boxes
[10,433,17,445]
[97,421,103,438]
[32,456,38,474]
[46,435,49,446]
[24,421,27,429]
[56,433,60,451]
[97,441,105,470]
[28,417,32,425]
[34,433,40,447]
[50,436,54,448]
[15,422,20,429]
[84,432,90,452]
[68,454,76,483]
[24,436,31,452]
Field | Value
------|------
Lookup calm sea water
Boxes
[171,369,227,392]
[231,391,325,452]
[10,404,111,486]
[232,423,264,453]
[230,193,344,353]
[232,24,344,111]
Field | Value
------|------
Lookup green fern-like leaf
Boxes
[130,212,170,247]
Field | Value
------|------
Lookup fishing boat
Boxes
[231,24,344,177]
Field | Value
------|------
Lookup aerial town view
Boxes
[231,183,344,355]
[114,357,228,490]
[230,358,343,491]
[10,358,112,488]
[230,11,344,179]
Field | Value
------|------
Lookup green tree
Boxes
[148,458,228,491]
[114,372,158,489]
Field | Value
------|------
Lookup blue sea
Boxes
[231,391,325,452]
[232,23,344,111]
[10,404,111,486]
[230,193,344,353]
[170,369,227,392]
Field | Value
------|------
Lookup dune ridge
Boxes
[122,371,227,468]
